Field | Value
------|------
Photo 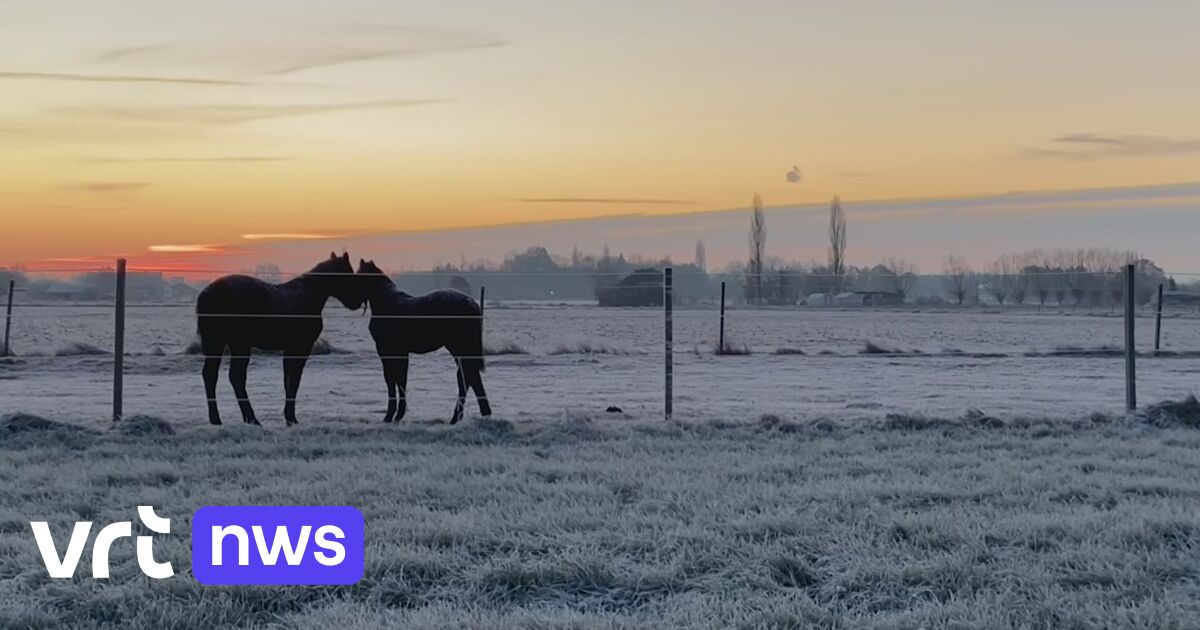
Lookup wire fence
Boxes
[3,262,1200,426]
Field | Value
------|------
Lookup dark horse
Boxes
[356,259,491,424]
[196,253,362,425]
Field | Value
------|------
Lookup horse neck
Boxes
[367,278,405,310]
[284,275,333,312]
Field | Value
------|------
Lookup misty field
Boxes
[2,410,1200,629]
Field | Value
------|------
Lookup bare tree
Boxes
[881,257,918,301]
[695,239,707,273]
[986,255,1015,306]
[828,196,847,294]
[254,262,282,283]
[943,254,972,305]
[748,194,766,304]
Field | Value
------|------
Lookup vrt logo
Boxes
[30,505,173,579]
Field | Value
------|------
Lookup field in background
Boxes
[2,306,1200,426]
[2,413,1199,629]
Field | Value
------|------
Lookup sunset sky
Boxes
[3,0,1199,272]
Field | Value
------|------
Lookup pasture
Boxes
[2,306,1200,628]
[2,411,1200,629]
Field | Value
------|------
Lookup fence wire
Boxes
[4,268,1200,424]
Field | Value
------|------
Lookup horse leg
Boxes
[465,363,491,417]
[228,344,259,425]
[283,350,308,426]
[202,354,222,425]
[450,359,467,425]
[380,358,396,423]
[381,355,408,423]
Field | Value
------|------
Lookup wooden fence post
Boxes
[1124,264,1136,411]
[719,280,726,354]
[113,259,126,422]
[664,267,673,421]
[3,280,13,357]
[1154,282,1164,353]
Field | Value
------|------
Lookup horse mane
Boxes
[307,257,351,277]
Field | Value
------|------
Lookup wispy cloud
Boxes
[515,198,696,205]
[58,182,151,194]
[0,70,251,86]
[98,26,505,76]
[57,100,444,125]
[148,244,222,253]
[76,156,295,164]
[241,233,339,241]
[1025,133,1200,160]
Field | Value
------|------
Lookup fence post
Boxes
[3,280,13,357]
[1124,264,1136,411]
[113,259,126,422]
[719,280,726,354]
[664,267,673,421]
[1154,282,1164,353]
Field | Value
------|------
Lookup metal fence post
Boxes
[113,259,126,422]
[664,267,673,421]
[719,280,726,354]
[3,280,13,357]
[1124,264,1136,411]
[1154,282,1164,353]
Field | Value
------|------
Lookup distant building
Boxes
[853,290,905,306]
[45,282,94,301]
[597,268,663,307]
[1157,291,1200,307]
[804,293,828,307]
[832,292,864,307]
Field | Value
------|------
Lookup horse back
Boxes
[196,275,322,351]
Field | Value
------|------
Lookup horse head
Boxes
[309,252,362,310]
[356,258,393,301]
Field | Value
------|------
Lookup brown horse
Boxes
[356,259,491,424]
[196,253,362,425]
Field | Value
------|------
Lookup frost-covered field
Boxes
[3,306,1200,628]
[2,413,1200,629]
[1,305,1199,426]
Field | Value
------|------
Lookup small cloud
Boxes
[58,182,151,194]
[241,233,339,240]
[148,244,222,253]
[785,166,802,183]
[0,70,252,86]
[1024,133,1200,160]
[515,198,695,205]
[77,156,295,164]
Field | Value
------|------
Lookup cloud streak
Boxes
[0,70,251,86]
[1026,133,1200,160]
[98,26,505,76]
[76,156,296,164]
[148,244,222,253]
[515,198,696,205]
[58,182,151,194]
[57,99,444,125]
[241,233,340,241]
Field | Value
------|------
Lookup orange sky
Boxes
[3,0,1199,270]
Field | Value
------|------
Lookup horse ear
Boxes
[341,252,350,261]
[330,251,337,259]
[359,258,366,266]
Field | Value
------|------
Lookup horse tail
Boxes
[465,298,486,373]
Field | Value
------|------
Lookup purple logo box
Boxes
[192,506,364,585]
